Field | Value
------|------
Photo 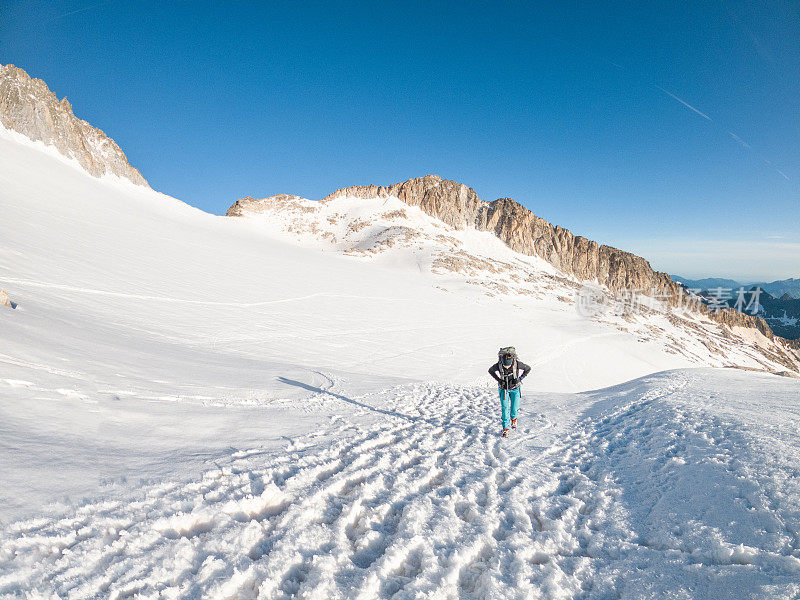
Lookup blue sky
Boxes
[3,1,799,280]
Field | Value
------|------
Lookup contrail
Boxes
[655,86,712,121]
[51,1,107,21]
[728,131,751,148]
[655,84,790,181]
[601,57,625,70]
[601,60,790,182]
[762,158,790,181]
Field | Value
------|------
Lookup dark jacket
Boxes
[489,359,531,390]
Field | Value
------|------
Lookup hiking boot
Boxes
[511,418,517,429]
[501,428,510,437]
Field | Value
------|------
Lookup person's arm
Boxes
[488,363,501,383]
[518,361,532,380]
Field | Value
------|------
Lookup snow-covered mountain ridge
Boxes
[227,180,800,374]
[229,175,783,339]
[0,63,148,186]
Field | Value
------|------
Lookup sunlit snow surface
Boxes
[1,128,799,598]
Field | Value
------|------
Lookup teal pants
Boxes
[499,387,520,429]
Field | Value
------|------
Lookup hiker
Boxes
[488,347,531,437]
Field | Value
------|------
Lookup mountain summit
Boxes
[0,63,148,186]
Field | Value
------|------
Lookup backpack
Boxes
[497,347,520,388]
[498,346,517,360]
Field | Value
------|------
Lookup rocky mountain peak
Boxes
[292,175,789,348]
[0,63,148,187]
[321,175,483,229]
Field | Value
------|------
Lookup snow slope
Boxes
[2,370,799,599]
[2,127,800,598]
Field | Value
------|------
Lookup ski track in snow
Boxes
[0,276,408,308]
[2,377,800,599]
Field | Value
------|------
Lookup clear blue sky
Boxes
[3,1,799,280]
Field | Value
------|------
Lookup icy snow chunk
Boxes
[222,482,289,522]
[153,511,216,539]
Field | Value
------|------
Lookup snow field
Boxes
[2,370,799,599]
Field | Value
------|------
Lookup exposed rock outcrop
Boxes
[0,64,148,186]
[226,194,308,217]
[1,289,15,309]
[322,175,483,229]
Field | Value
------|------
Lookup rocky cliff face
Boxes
[0,64,148,187]
[323,176,683,298]
[321,175,782,341]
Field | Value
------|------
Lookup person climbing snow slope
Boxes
[488,347,531,437]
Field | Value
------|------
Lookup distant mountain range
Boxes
[757,292,800,340]
[671,276,800,299]
[672,276,800,340]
